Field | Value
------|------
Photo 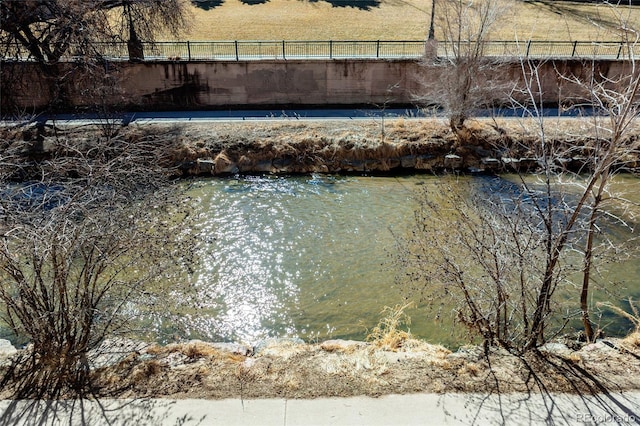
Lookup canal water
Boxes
[177,174,640,347]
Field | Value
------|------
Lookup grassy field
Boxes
[179,0,640,42]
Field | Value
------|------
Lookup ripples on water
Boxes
[2,173,638,346]
[184,174,443,345]
[179,173,640,346]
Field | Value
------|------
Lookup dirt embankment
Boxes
[167,118,640,176]
[2,335,638,400]
[4,117,640,176]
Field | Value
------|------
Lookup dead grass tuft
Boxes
[144,344,165,356]
[565,352,583,364]
[320,341,362,354]
[457,362,481,377]
[181,341,221,359]
[622,332,640,348]
[130,360,164,383]
[367,303,414,351]
[598,298,640,346]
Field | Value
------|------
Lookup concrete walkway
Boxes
[1,392,640,426]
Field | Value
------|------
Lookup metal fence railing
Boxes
[124,40,429,60]
[3,40,640,61]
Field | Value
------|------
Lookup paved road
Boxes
[1,392,639,425]
[34,108,426,125]
[0,106,591,127]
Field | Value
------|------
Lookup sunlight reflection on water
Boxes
[175,174,640,347]
[186,174,429,345]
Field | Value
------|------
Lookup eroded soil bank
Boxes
[170,118,640,175]
[6,117,640,175]
[2,335,640,399]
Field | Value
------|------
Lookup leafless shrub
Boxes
[418,0,511,139]
[403,11,640,352]
[0,127,198,398]
[396,178,582,353]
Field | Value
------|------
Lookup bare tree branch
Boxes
[0,125,199,398]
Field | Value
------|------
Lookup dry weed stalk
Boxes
[366,303,413,350]
[597,298,640,348]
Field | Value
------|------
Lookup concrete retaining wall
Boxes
[0,59,632,112]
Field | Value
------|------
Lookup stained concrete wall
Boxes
[112,60,423,109]
[0,59,633,112]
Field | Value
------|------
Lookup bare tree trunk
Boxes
[581,219,597,342]
[126,4,144,62]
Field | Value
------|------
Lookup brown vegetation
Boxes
[1,336,627,399]
[0,123,198,398]
[5,118,640,176]
[134,118,640,174]
[183,0,640,42]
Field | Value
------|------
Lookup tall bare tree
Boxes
[561,31,640,342]
[1,1,191,117]
[0,0,191,63]
[419,0,507,136]
[403,14,640,351]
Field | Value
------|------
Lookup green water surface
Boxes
[182,173,640,347]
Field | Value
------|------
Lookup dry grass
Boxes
[366,303,414,350]
[145,340,248,360]
[83,335,640,399]
[177,0,640,42]
[180,341,223,358]
[34,118,640,176]
[622,332,640,348]
[23,118,640,177]
[598,298,640,350]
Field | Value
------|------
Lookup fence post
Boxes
[187,41,191,61]
[376,40,380,58]
[329,40,333,59]
[571,40,577,58]
[526,40,531,58]
[235,40,239,61]
[282,40,286,60]
[617,42,623,60]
